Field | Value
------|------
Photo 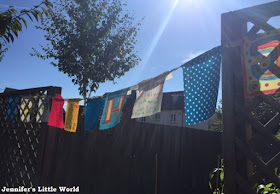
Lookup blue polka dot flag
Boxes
[182,46,221,125]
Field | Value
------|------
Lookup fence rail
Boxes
[0,87,222,194]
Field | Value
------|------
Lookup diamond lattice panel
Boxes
[0,89,51,187]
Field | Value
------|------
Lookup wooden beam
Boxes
[235,102,280,148]
[222,11,247,194]
[235,172,257,194]
[236,12,275,32]
[246,16,270,37]
[233,1,280,19]
[39,87,62,185]
[264,113,280,134]
[235,137,280,188]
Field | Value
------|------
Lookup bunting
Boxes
[37,96,49,123]
[85,98,105,131]
[6,95,19,122]
[242,29,280,97]
[43,45,222,131]
[20,96,33,122]
[48,94,65,129]
[65,99,81,132]
[99,89,128,130]
[182,46,221,125]
[131,72,170,118]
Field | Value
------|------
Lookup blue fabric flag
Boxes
[6,95,20,122]
[99,89,128,130]
[182,47,221,125]
[85,98,105,131]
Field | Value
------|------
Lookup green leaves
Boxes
[32,0,142,99]
[209,160,280,194]
[209,104,223,132]
[209,159,224,194]
[257,183,280,194]
[0,0,53,62]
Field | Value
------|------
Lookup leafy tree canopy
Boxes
[0,0,53,62]
[32,0,142,104]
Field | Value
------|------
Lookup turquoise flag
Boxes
[182,46,221,125]
[99,89,128,130]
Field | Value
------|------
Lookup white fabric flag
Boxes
[131,72,171,119]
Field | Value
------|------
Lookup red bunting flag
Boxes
[48,94,65,129]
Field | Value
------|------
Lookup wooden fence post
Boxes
[221,11,247,194]
[39,86,62,185]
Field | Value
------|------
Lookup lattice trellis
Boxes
[0,87,60,187]
[222,2,280,194]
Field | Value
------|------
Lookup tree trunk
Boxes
[83,77,88,115]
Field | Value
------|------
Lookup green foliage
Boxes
[209,160,280,194]
[209,101,223,132]
[256,183,280,194]
[32,0,142,102]
[209,158,224,194]
[0,0,53,62]
[255,168,280,194]
[275,130,280,140]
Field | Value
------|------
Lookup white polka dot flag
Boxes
[182,46,221,125]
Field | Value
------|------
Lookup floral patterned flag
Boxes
[242,29,280,97]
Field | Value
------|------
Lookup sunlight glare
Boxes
[140,0,179,70]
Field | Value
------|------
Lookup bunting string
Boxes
[5,45,222,132]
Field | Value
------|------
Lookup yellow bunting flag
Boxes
[65,99,80,133]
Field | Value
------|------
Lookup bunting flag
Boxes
[65,99,80,132]
[99,89,128,130]
[48,94,65,129]
[6,95,20,122]
[36,96,49,123]
[20,96,33,122]
[131,72,170,118]
[85,98,105,131]
[182,47,221,125]
[242,29,280,97]
[20,96,48,123]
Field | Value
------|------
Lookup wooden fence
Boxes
[0,86,61,187]
[0,87,222,194]
[222,1,280,193]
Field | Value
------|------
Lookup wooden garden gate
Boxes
[222,1,280,193]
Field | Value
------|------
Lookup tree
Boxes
[209,99,223,132]
[0,0,53,62]
[32,0,142,110]
[209,104,223,132]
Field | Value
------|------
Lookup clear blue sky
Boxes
[0,0,277,104]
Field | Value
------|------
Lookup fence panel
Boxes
[0,86,61,187]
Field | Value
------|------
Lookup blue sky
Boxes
[0,0,278,104]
